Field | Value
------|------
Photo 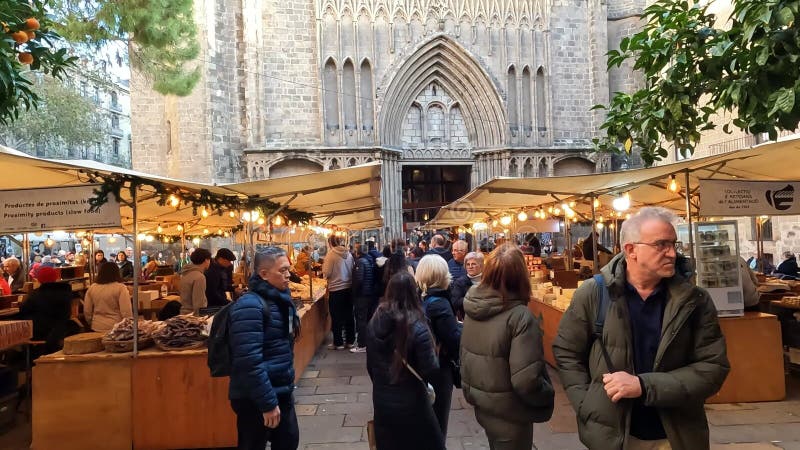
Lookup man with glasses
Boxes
[447,240,469,279]
[553,207,729,450]
[228,247,300,450]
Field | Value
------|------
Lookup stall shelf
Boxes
[528,299,785,404]
[32,296,329,450]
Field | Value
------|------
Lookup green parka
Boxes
[460,284,555,432]
[553,253,730,450]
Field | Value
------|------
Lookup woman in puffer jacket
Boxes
[461,244,555,450]
[366,271,444,450]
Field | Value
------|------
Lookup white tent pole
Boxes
[132,188,140,357]
[684,169,696,267]
[591,195,599,274]
[564,218,572,271]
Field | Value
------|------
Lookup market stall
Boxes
[0,146,383,448]
[427,137,800,404]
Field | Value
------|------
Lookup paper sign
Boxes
[0,184,121,233]
[699,179,800,216]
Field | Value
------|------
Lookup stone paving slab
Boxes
[295,343,800,450]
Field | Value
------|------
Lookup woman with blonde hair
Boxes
[461,243,554,449]
[414,254,462,438]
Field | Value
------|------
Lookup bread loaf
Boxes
[63,332,105,355]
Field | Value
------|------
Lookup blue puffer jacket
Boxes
[228,274,297,412]
[353,254,376,298]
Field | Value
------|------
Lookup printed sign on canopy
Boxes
[0,185,121,233]
[699,179,800,216]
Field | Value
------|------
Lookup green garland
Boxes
[85,172,314,224]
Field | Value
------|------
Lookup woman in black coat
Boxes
[17,266,80,355]
[366,271,444,450]
[115,251,134,279]
[415,254,462,438]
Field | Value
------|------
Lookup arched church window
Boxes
[523,158,534,177]
[360,60,374,132]
[508,159,518,177]
[329,158,340,170]
[507,66,518,134]
[323,58,339,131]
[342,59,357,132]
[538,158,548,177]
[522,67,532,136]
[427,104,445,145]
[536,67,547,133]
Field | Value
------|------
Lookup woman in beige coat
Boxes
[84,262,133,332]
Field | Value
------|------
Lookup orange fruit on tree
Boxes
[11,30,29,44]
[18,52,34,65]
[26,30,35,40]
[25,18,40,31]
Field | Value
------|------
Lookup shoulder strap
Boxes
[592,274,616,373]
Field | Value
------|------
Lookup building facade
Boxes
[2,61,133,168]
[131,0,645,235]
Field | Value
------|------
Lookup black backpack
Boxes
[592,274,616,373]
[207,293,270,377]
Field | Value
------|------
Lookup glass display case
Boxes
[677,220,744,317]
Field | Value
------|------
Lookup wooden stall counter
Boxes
[528,299,565,368]
[707,312,785,404]
[33,295,331,450]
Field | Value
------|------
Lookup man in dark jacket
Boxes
[206,248,238,307]
[350,243,376,353]
[553,207,729,450]
[775,251,799,279]
[2,256,25,293]
[229,246,299,450]
[447,240,468,280]
[425,234,453,262]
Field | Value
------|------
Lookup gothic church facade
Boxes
[131,0,643,235]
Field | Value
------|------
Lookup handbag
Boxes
[401,356,436,405]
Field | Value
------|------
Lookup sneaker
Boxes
[349,346,367,353]
[327,343,345,350]
[345,343,355,349]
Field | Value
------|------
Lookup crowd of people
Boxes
[223,206,731,450]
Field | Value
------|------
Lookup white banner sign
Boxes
[0,185,121,233]
[699,179,800,216]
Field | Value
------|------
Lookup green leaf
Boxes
[778,7,794,26]
[769,87,795,116]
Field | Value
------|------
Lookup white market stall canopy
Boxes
[223,162,383,230]
[428,136,800,227]
[0,146,383,234]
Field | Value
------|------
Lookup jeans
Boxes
[353,295,373,347]
[230,394,299,450]
[328,288,355,347]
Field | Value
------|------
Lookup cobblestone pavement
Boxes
[297,345,800,450]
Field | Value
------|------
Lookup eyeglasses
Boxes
[633,240,680,253]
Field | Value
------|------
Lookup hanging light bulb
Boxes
[192,237,201,245]
[203,229,210,235]
[137,233,146,241]
[76,231,85,238]
[547,206,554,214]
[45,237,55,247]
[569,201,576,208]
[201,208,209,218]
[625,213,632,219]
[572,217,578,223]
[553,207,561,216]
[256,217,265,225]
[224,231,230,237]
[593,198,600,208]
[667,174,680,193]
[612,193,630,212]
[82,238,90,247]
[176,224,183,232]
[423,213,429,221]
[596,222,604,230]
[217,229,223,235]
[242,211,251,222]
[517,211,528,222]
[163,237,170,243]
[500,215,513,226]
[108,235,117,243]
[251,210,260,221]
[609,222,616,229]
[145,235,154,242]
[169,194,180,208]
[273,215,283,226]
[229,211,236,218]
[157,224,163,233]
[492,219,498,227]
